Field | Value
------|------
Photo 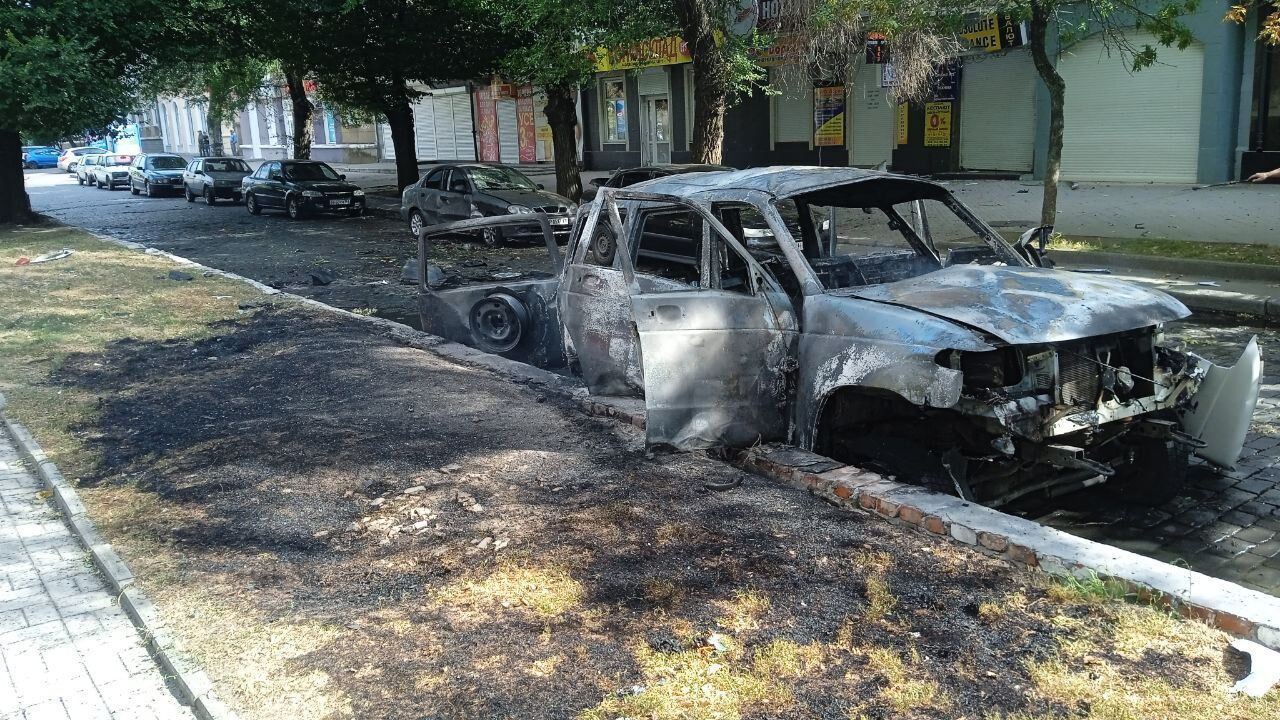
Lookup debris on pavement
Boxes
[310,267,338,286]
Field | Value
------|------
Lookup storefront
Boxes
[473,80,564,165]
[379,84,475,162]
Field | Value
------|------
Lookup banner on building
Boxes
[961,14,1028,52]
[866,32,889,64]
[475,85,500,162]
[813,86,845,147]
[594,36,692,71]
[517,85,537,163]
[924,101,952,147]
[896,102,908,145]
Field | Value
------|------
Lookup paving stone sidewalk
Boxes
[0,429,191,720]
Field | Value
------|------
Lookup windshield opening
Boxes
[148,156,187,170]
[467,166,537,191]
[785,180,1022,290]
[204,159,250,172]
[283,163,341,181]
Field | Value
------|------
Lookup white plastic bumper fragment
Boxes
[1229,638,1280,698]
[1180,336,1263,468]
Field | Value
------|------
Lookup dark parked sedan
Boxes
[242,160,366,219]
[128,153,189,196]
[183,157,251,205]
[400,163,575,245]
[583,163,730,200]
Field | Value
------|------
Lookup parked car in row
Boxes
[58,146,108,172]
[21,146,61,169]
[75,153,111,185]
[242,160,366,218]
[401,163,575,245]
[582,162,730,200]
[128,153,188,196]
[92,154,133,190]
[183,157,251,205]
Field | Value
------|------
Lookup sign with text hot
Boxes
[924,101,952,147]
[962,14,1028,52]
[814,86,846,147]
[595,36,692,71]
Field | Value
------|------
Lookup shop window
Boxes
[324,111,337,145]
[771,69,813,145]
[601,77,627,144]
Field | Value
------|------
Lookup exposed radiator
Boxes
[1058,348,1100,406]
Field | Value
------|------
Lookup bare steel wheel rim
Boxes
[409,212,423,238]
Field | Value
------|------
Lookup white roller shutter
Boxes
[1058,31,1203,183]
[412,96,437,160]
[451,93,475,161]
[432,97,457,160]
[772,69,812,144]
[849,63,894,167]
[379,122,395,160]
[637,68,668,97]
[497,99,519,164]
[960,50,1037,172]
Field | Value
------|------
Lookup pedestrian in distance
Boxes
[1248,167,1280,183]
[229,129,239,156]
[198,131,210,157]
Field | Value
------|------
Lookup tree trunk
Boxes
[544,84,581,202]
[206,97,225,157]
[674,0,727,164]
[1029,1,1065,228]
[285,66,314,160]
[0,130,33,225]
[384,84,420,191]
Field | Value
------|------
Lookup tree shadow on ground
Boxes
[50,307,1221,719]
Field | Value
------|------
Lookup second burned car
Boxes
[414,167,1262,508]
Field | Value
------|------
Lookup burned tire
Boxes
[469,293,528,354]
[586,226,617,266]
[1112,439,1189,504]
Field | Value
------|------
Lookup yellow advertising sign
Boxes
[813,86,845,147]
[924,101,952,147]
[962,14,1027,52]
[896,102,908,145]
[594,36,691,72]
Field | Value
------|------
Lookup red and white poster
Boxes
[517,85,537,163]
[474,85,500,162]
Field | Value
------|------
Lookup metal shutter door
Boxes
[849,63,894,166]
[773,71,812,143]
[432,96,457,160]
[451,93,476,161]
[497,99,519,164]
[960,51,1037,172]
[637,68,667,96]
[412,96,437,160]
[1058,31,1203,183]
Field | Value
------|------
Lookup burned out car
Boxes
[415,167,1262,507]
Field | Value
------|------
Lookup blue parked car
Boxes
[20,146,60,169]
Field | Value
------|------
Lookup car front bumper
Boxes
[301,196,366,213]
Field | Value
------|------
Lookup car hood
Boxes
[833,264,1189,344]
[482,188,570,210]
[294,180,360,192]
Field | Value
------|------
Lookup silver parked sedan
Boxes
[183,157,251,205]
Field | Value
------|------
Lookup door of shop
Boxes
[641,96,672,165]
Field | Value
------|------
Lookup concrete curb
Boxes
[735,443,1280,651]
[57,228,1280,656]
[1056,250,1280,284]
[0,400,239,720]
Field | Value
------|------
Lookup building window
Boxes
[324,110,337,144]
[600,76,627,144]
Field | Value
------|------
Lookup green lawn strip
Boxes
[997,230,1280,266]
[0,223,262,479]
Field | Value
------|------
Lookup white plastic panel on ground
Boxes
[1058,31,1203,183]
[848,63,895,167]
[497,98,519,164]
[960,50,1037,172]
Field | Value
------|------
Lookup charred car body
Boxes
[415,167,1262,507]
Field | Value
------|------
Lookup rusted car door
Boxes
[627,199,798,450]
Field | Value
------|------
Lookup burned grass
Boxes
[2,226,1277,718]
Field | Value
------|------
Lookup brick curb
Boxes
[736,442,1280,651]
[69,228,1280,652]
[0,397,239,720]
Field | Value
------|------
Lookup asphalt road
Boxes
[22,166,1280,597]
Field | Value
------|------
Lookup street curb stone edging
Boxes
[735,442,1280,652]
[0,399,239,720]
[64,227,1280,655]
